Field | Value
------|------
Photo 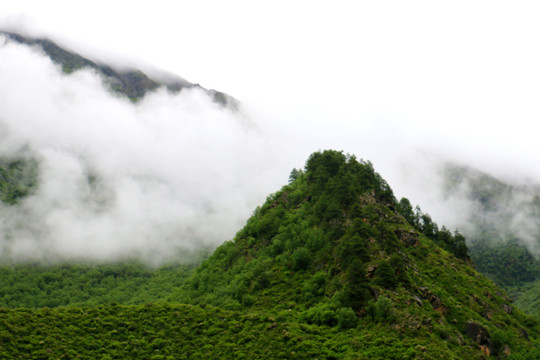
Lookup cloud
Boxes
[2,11,540,266]
[0,36,293,264]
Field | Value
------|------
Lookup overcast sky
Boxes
[3,1,540,179]
[2,2,540,260]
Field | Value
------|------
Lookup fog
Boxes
[0,36,296,263]
[3,3,540,263]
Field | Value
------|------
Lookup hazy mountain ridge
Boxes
[440,162,540,316]
[0,30,264,262]
[0,30,238,108]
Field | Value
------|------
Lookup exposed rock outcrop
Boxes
[465,321,494,355]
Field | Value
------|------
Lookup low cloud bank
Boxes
[0,36,292,264]
[2,32,540,264]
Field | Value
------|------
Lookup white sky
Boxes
[3,1,540,179]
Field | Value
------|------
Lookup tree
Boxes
[374,260,398,289]
[397,198,416,225]
[292,247,312,271]
[288,168,303,183]
[341,259,371,311]
[451,231,469,260]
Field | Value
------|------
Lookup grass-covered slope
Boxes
[0,303,330,359]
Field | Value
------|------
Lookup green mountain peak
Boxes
[170,150,539,358]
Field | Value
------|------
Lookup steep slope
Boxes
[172,150,539,358]
[0,30,238,108]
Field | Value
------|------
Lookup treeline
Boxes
[397,198,469,260]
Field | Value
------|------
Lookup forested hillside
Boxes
[441,163,540,317]
[0,150,537,358]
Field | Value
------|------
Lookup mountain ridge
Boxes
[0,30,238,108]
[440,162,540,315]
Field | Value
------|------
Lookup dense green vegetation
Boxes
[515,279,540,318]
[470,240,540,287]
[396,198,469,261]
[0,261,196,308]
[6,302,531,360]
[0,150,538,358]
[166,150,538,358]
[0,157,37,204]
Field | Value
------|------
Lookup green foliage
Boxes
[292,247,312,271]
[514,279,540,318]
[337,307,358,329]
[441,162,540,317]
[470,240,540,287]
[374,260,398,289]
[397,198,416,226]
[0,158,38,204]
[313,194,342,223]
[337,231,369,268]
[372,296,394,322]
[306,150,395,206]
[340,259,372,311]
[0,261,196,308]
[288,168,303,183]
[397,198,470,261]
[302,271,328,300]
[388,253,411,287]
[302,302,338,326]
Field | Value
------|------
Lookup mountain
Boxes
[0,29,539,357]
[0,150,538,358]
[167,150,539,358]
[0,29,249,263]
[440,163,540,316]
[0,30,238,108]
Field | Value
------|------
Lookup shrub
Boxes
[337,307,357,329]
[373,296,393,322]
[374,261,398,289]
[302,272,328,300]
[302,302,337,326]
[292,247,312,271]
